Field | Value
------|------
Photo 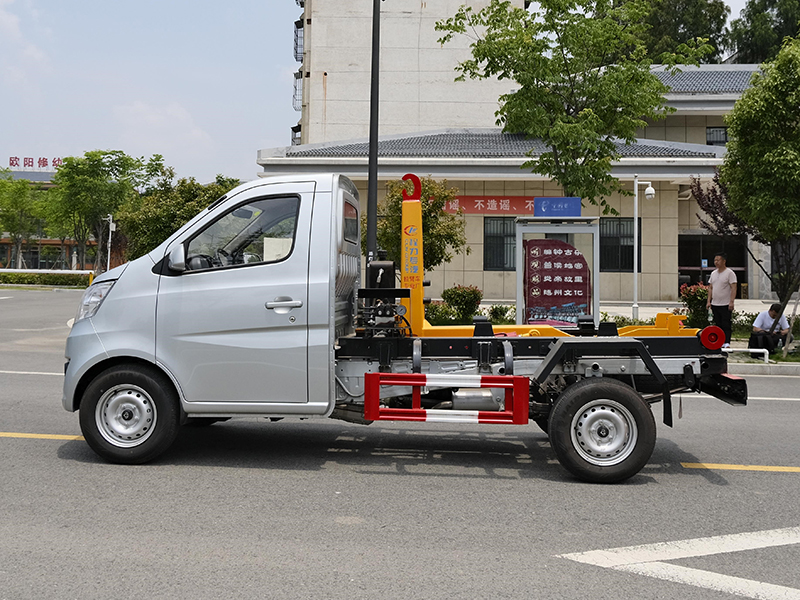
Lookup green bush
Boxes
[679,283,710,328]
[731,311,757,339]
[0,272,90,287]
[598,311,655,328]
[488,304,516,325]
[441,284,483,324]
[424,301,460,325]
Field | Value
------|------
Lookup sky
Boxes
[1,0,749,184]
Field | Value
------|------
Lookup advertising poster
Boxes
[523,239,591,326]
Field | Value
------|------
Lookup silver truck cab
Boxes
[63,173,360,463]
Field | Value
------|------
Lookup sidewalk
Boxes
[601,300,800,375]
[599,299,774,320]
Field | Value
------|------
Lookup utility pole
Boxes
[366,0,382,266]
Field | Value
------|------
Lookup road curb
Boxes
[727,362,800,376]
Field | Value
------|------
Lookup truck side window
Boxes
[185,196,300,271]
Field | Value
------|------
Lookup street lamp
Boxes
[632,175,655,320]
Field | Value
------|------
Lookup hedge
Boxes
[0,272,91,287]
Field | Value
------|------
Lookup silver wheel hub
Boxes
[95,384,157,448]
[570,399,637,466]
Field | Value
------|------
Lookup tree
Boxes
[367,177,469,272]
[436,0,710,212]
[726,0,800,63]
[118,167,240,260]
[694,39,800,318]
[39,187,76,269]
[641,0,729,63]
[0,171,40,268]
[51,150,149,271]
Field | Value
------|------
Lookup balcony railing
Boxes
[294,19,304,62]
[293,71,303,111]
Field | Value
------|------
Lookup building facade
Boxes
[291,0,526,145]
[268,3,764,303]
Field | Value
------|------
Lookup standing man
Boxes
[706,252,737,348]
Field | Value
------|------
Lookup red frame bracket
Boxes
[364,372,529,424]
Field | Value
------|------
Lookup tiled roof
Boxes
[286,130,720,159]
[655,68,758,94]
[10,171,55,183]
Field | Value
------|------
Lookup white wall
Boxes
[300,0,522,143]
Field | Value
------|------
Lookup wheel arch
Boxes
[71,357,180,413]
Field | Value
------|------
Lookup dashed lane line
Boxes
[682,462,800,473]
[559,526,800,600]
[0,432,83,440]
[0,370,62,376]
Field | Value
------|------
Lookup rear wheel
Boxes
[548,378,656,483]
[79,364,179,464]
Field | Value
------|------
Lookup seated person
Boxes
[748,303,791,353]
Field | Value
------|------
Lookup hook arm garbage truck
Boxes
[63,173,746,483]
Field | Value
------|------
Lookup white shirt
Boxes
[709,267,737,306]
[753,310,789,332]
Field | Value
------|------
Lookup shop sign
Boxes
[523,238,591,325]
[444,195,582,216]
[8,156,63,170]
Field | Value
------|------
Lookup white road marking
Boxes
[748,396,800,402]
[0,370,62,376]
[687,393,800,402]
[11,326,70,332]
[0,296,11,300]
[559,526,800,600]
[617,562,800,599]
[741,374,800,379]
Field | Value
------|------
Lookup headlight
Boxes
[75,280,116,323]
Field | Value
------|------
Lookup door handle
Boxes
[265,298,303,310]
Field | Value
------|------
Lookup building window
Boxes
[707,127,728,146]
[677,233,747,293]
[292,71,303,111]
[600,218,640,272]
[484,217,515,271]
[290,124,301,145]
[293,20,304,62]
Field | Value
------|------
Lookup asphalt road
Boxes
[1,288,799,600]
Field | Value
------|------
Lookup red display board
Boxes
[523,239,591,325]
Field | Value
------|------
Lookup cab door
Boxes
[155,183,314,404]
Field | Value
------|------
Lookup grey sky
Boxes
[1,0,750,184]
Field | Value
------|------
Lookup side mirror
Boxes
[168,244,186,272]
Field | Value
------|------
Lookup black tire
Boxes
[79,364,179,464]
[548,378,656,483]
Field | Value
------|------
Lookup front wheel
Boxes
[79,364,179,464]
[548,378,656,483]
